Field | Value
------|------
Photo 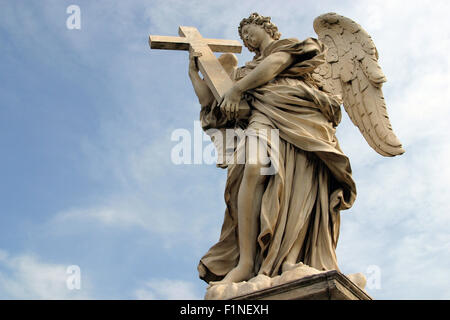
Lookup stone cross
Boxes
[149,26,250,117]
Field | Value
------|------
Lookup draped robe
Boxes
[198,37,357,283]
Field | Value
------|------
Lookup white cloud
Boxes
[48,191,223,253]
[0,249,91,299]
[51,201,179,236]
[134,278,201,300]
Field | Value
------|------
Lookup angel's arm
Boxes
[188,54,214,107]
[235,52,294,92]
[219,52,294,119]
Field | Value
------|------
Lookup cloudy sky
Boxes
[0,0,449,299]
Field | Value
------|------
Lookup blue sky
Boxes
[0,0,449,299]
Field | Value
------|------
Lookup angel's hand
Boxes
[219,86,242,120]
[188,51,201,74]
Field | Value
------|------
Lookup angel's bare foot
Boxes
[209,263,254,286]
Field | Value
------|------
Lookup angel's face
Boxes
[241,24,268,50]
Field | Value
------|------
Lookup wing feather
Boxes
[313,13,404,156]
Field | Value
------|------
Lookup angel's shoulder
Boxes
[266,37,324,57]
[264,38,300,55]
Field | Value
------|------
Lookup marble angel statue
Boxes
[187,12,404,289]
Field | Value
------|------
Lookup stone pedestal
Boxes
[231,270,372,300]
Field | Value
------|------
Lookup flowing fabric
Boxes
[198,38,357,283]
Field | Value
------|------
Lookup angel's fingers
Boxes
[227,103,233,120]
[225,103,231,120]
[192,51,202,58]
[219,99,226,115]
[233,103,239,119]
[229,103,235,121]
[228,103,234,121]
[232,103,237,119]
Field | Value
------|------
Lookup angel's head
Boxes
[238,12,281,55]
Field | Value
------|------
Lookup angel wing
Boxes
[312,13,404,157]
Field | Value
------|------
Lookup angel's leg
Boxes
[282,151,318,272]
[215,134,268,284]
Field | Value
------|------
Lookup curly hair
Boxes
[238,12,281,55]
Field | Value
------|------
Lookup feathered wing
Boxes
[312,13,404,157]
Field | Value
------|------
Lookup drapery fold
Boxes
[198,38,356,283]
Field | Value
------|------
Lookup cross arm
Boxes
[149,35,242,53]
[149,35,190,50]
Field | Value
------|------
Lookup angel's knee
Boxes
[243,162,268,185]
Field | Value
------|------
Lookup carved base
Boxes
[232,270,372,300]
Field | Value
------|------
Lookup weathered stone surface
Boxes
[205,263,369,300]
[232,270,372,300]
